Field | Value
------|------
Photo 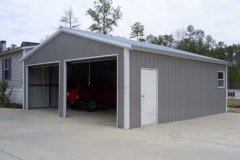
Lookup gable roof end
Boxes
[20,28,230,66]
[19,29,132,62]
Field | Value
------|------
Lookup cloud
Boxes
[0,0,239,47]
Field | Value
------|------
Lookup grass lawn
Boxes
[228,98,240,113]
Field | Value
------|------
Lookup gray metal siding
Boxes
[28,66,59,108]
[129,50,226,128]
[0,51,23,89]
[24,33,124,128]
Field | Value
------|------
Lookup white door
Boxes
[141,69,158,126]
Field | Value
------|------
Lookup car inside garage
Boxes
[66,56,117,126]
[27,56,118,126]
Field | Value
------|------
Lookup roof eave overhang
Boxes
[22,46,38,50]
[0,48,22,56]
[62,29,132,49]
[20,29,63,62]
[20,28,132,62]
[131,46,231,66]
[19,28,231,66]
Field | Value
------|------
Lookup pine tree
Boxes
[6,44,17,51]
[130,22,145,41]
[86,0,122,35]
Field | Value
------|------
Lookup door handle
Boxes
[142,95,145,97]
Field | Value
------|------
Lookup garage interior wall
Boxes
[129,50,226,128]
[23,32,125,128]
[28,66,59,109]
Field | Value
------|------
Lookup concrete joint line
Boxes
[0,149,23,160]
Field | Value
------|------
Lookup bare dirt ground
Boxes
[228,98,240,113]
[0,103,22,109]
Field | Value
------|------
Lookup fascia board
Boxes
[131,46,231,66]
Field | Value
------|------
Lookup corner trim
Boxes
[26,66,29,110]
[63,61,67,117]
[124,48,130,129]
[22,60,25,109]
[226,65,228,113]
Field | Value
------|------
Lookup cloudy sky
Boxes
[0,0,239,47]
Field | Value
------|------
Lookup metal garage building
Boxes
[20,28,229,129]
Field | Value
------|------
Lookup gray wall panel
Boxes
[129,50,226,128]
[24,33,124,128]
[28,66,59,108]
[29,86,49,108]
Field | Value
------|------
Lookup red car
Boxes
[67,78,116,111]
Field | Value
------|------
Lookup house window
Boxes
[4,59,10,80]
[228,92,235,97]
[2,58,11,81]
[218,71,225,88]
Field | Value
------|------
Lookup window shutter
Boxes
[9,58,11,81]
[2,59,4,80]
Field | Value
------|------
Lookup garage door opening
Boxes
[66,56,117,126]
[27,63,59,114]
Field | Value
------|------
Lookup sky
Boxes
[0,0,240,48]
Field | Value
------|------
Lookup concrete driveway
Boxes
[0,108,240,160]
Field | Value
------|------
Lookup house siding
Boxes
[129,50,226,128]
[24,48,34,56]
[24,33,125,128]
[0,51,23,89]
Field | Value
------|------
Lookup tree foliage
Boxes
[146,34,174,47]
[146,25,240,89]
[130,22,145,41]
[59,7,80,28]
[86,0,122,35]
[6,44,17,51]
[0,80,13,106]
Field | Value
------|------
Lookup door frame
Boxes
[140,68,158,126]
[25,61,60,111]
[64,54,119,128]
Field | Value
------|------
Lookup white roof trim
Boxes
[62,28,132,49]
[0,48,22,57]
[20,28,132,62]
[132,46,231,66]
[20,28,230,66]
[21,46,38,50]
[20,29,63,62]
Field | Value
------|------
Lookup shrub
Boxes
[0,80,13,107]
